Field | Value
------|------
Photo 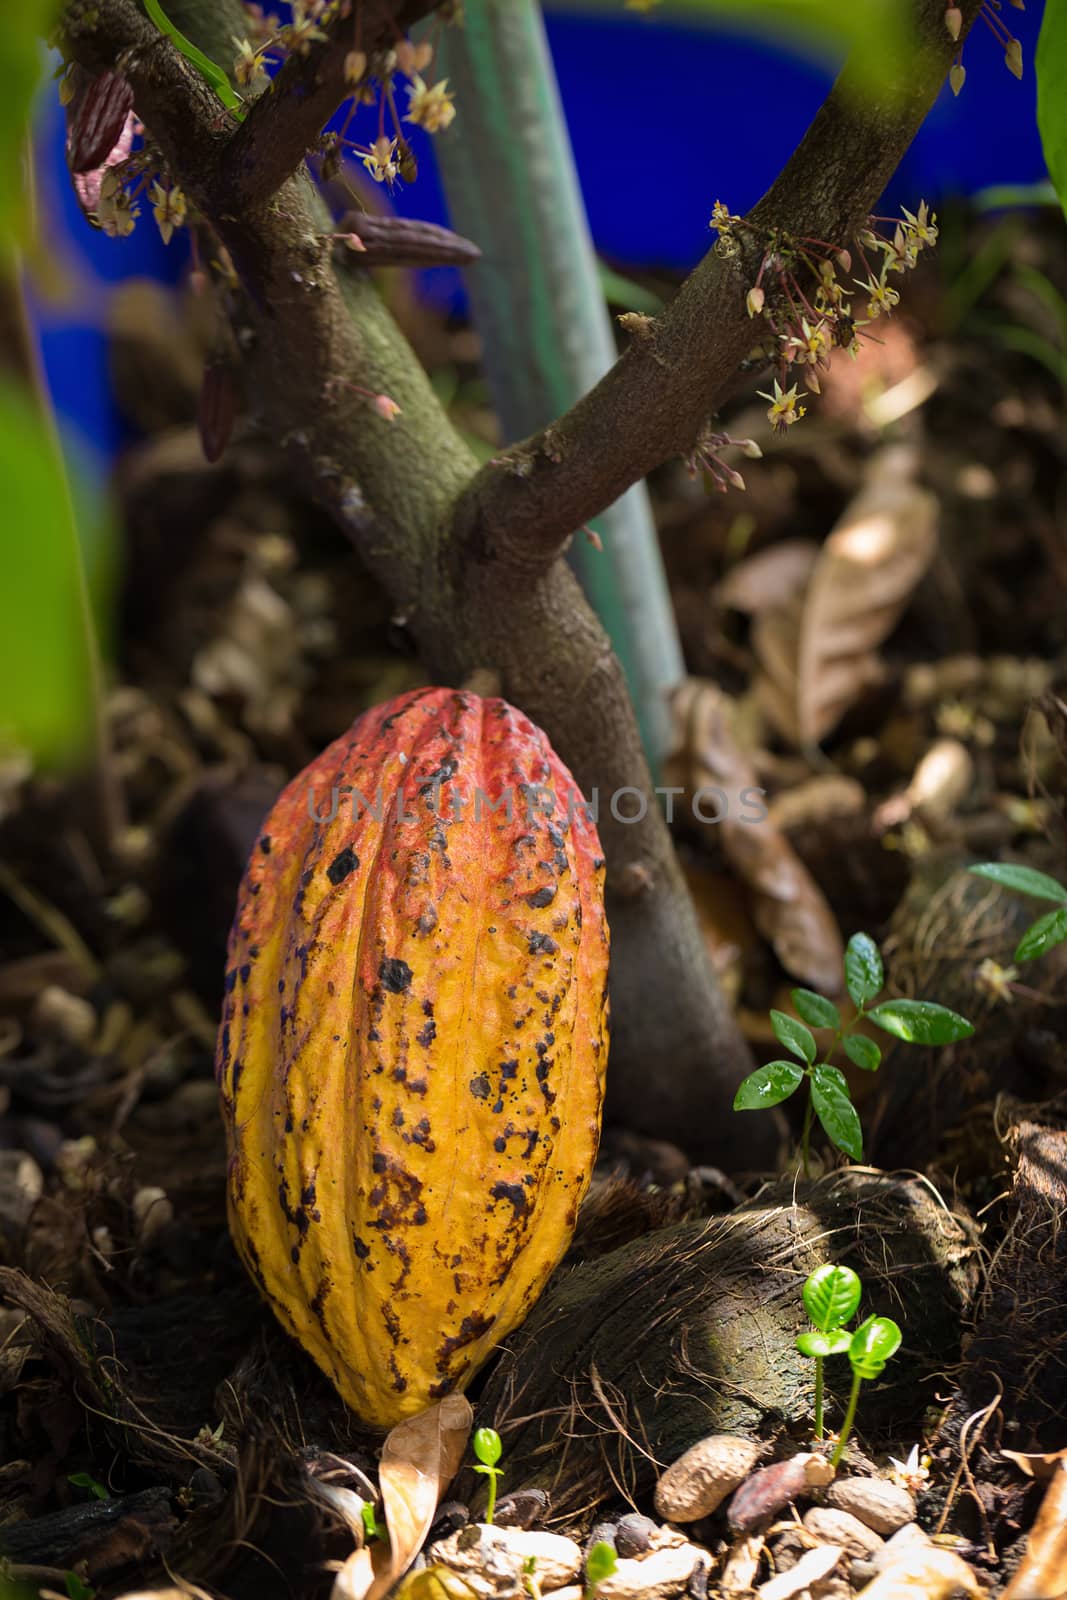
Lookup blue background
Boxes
[33,4,1048,474]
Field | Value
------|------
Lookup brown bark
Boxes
[59,0,979,1161]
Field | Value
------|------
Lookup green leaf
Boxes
[867,1000,974,1046]
[796,1329,853,1359]
[802,1262,862,1333]
[770,1009,817,1064]
[473,1427,503,1467]
[68,1471,109,1501]
[0,381,98,768]
[844,933,883,1009]
[585,1542,618,1590]
[733,1060,804,1110]
[0,2,63,263]
[1015,906,1067,963]
[791,989,841,1031]
[1037,0,1067,224]
[810,1064,863,1162]
[968,862,1067,904]
[848,1314,902,1380]
[843,1034,882,1072]
[64,1575,96,1600]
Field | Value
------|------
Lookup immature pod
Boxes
[216,688,609,1427]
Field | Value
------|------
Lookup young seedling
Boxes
[795,1264,861,1440]
[968,862,1067,963]
[472,1427,504,1525]
[68,1471,109,1502]
[360,1501,387,1543]
[831,1315,903,1468]
[584,1542,618,1600]
[733,932,974,1175]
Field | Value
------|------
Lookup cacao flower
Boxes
[216,689,610,1427]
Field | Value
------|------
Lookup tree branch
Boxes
[217,0,442,214]
[451,0,983,576]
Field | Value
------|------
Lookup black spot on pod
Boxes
[379,957,413,993]
[528,931,559,955]
[490,1181,529,1218]
[470,1073,491,1100]
[327,845,360,885]
[525,886,556,909]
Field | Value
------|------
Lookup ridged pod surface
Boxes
[216,689,609,1427]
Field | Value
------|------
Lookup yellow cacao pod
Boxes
[216,688,609,1427]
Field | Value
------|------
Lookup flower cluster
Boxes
[945,0,1025,96]
[712,200,940,436]
[685,425,762,494]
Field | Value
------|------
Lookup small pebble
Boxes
[826,1476,915,1535]
[615,1513,657,1557]
[655,1434,763,1521]
[596,1541,707,1600]
[757,1544,843,1600]
[494,1488,549,1529]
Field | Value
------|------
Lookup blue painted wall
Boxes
[34,4,1048,466]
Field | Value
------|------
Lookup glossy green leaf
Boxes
[771,1009,817,1065]
[1037,0,1067,225]
[810,1064,862,1162]
[791,989,841,1031]
[844,933,883,1009]
[473,1427,503,1466]
[867,1000,974,1046]
[968,862,1067,903]
[1015,906,1067,963]
[796,1329,853,1359]
[848,1314,902,1380]
[802,1262,862,1333]
[844,1034,882,1072]
[733,1060,804,1110]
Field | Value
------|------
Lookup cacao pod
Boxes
[216,688,609,1427]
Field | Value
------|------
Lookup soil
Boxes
[2,200,1067,1598]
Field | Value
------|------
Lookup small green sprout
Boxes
[584,1541,618,1600]
[360,1501,387,1543]
[795,1264,861,1439]
[734,932,974,1174]
[831,1315,903,1468]
[472,1427,504,1525]
[64,1574,96,1600]
[523,1554,543,1600]
[968,862,1067,963]
[795,1266,902,1461]
[68,1471,109,1502]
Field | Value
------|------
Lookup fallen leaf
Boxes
[667,681,844,993]
[717,540,821,616]
[751,447,937,747]
[855,1546,980,1599]
[1001,1446,1067,1481]
[331,1395,473,1600]
[757,1542,843,1600]
[1001,1460,1067,1600]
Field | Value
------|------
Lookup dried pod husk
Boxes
[198,360,238,464]
[726,1452,834,1533]
[654,1434,763,1521]
[336,210,482,267]
[217,688,610,1428]
[67,67,135,174]
[825,1476,915,1535]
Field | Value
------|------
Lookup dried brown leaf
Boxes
[1001,1461,1067,1600]
[668,681,844,993]
[752,448,937,747]
[717,540,821,617]
[332,1396,474,1600]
